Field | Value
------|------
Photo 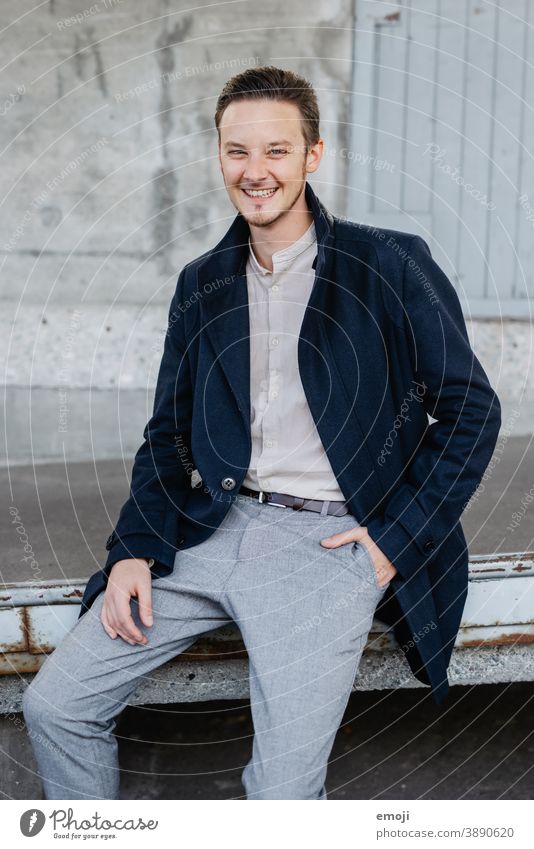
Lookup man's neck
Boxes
[248,194,314,272]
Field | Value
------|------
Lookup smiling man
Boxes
[23,66,501,801]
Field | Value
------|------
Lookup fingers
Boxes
[364,539,397,583]
[358,536,387,583]
[100,604,117,640]
[137,583,153,628]
[357,529,385,564]
[102,590,149,646]
[320,526,363,547]
[99,559,155,645]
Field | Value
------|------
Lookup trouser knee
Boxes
[22,680,53,732]
[22,663,74,733]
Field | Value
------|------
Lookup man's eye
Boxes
[228,150,246,155]
[269,148,288,155]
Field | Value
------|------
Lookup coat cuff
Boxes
[104,534,177,579]
[365,487,438,581]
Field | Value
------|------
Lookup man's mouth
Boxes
[241,187,278,199]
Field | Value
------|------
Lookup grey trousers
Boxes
[22,492,389,800]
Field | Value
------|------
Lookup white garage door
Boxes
[347,0,533,318]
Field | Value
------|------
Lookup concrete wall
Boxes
[0,0,529,464]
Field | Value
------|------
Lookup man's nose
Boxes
[242,153,269,184]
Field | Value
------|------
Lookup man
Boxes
[23,66,501,800]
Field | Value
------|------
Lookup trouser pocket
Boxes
[352,542,390,593]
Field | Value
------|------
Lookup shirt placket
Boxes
[256,260,284,491]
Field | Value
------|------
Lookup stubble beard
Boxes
[232,162,308,228]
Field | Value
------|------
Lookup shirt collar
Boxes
[248,220,316,276]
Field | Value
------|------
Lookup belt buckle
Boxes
[259,490,287,508]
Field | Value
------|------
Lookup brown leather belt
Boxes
[238,485,351,516]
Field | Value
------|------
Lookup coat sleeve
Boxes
[366,234,501,580]
[103,266,193,579]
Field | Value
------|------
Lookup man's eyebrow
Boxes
[222,139,294,148]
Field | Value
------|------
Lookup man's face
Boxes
[218,98,323,228]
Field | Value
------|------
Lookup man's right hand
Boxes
[101,558,153,645]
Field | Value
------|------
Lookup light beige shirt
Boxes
[242,220,346,502]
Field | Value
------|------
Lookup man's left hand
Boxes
[320,527,398,587]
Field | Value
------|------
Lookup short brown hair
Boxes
[214,65,320,150]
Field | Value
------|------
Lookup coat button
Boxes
[423,540,436,553]
[105,532,116,550]
[177,536,186,545]
[221,477,236,490]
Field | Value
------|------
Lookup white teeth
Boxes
[243,188,277,198]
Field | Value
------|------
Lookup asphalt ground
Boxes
[3,683,534,800]
[1,436,532,585]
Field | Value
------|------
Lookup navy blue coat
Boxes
[80,181,501,705]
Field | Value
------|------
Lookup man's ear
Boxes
[306,138,324,175]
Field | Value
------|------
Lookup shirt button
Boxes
[271,391,278,399]
[266,440,274,447]
[271,337,279,346]
[271,284,279,291]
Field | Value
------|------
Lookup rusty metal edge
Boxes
[4,624,534,677]
[2,551,534,609]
